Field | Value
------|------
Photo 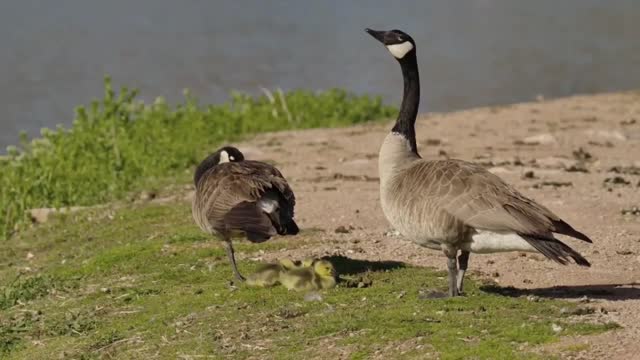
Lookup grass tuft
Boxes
[0,275,61,310]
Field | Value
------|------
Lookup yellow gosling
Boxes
[280,260,337,291]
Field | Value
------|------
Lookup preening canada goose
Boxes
[365,28,592,297]
[279,260,337,291]
[192,146,299,281]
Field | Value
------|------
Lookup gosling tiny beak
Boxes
[365,28,386,44]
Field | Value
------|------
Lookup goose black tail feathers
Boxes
[552,219,593,243]
[520,234,591,267]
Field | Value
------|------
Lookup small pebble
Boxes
[138,190,157,201]
[304,292,323,302]
[334,225,351,234]
[519,133,557,146]
[560,307,569,315]
[521,170,536,179]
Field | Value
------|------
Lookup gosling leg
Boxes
[456,250,470,295]
[223,240,245,281]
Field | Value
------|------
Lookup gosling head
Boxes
[215,146,245,164]
[313,260,336,278]
[365,28,416,61]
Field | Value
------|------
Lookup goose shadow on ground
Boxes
[481,283,640,301]
[322,255,405,276]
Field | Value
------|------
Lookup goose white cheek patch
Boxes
[386,41,414,59]
[219,150,230,163]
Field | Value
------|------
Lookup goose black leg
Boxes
[447,256,459,297]
[223,240,245,281]
[456,250,470,295]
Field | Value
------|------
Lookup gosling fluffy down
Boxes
[279,260,337,291]
[245,258,312,288]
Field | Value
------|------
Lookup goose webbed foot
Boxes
[456,250,470,295]
[223,240,245,282]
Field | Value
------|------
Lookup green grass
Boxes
[0,202,618,359]
[0,77,396,239]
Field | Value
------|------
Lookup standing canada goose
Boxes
[365,28,592,296]
[192,146,299,281]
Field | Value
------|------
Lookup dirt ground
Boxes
[230,92,640,359]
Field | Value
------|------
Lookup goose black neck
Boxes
[391,52,420,154]
[194,153,219,186]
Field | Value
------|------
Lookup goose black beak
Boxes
[365,28,386,44]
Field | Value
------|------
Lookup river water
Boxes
[1,0,639,149]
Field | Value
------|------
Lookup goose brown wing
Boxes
[398,160,591,266]
[193,161,295,236]
[403,160,591,242]
[222,201,276,242]
[244,161,297,219]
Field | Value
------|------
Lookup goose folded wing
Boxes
[244,160,296,214]
[436,163,591,242]
[204,162,295,236]
[429,163,592,266]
